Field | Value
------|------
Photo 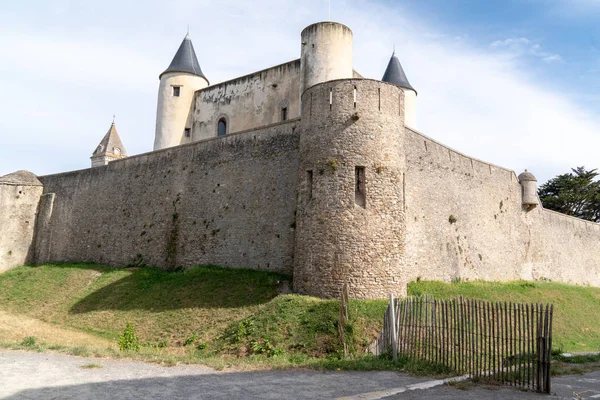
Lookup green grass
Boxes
[0,263,393,371]
[1,264,599,372]
[409,280,600,353]
[80,363,103,369]
[0,263,288,346]
[211,294,386,359]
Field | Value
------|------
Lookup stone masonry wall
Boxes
[190,60,301,142]
[37,121,301,274]
[0,172,43,272]
[293,79,407,299]
[403,127,600,286]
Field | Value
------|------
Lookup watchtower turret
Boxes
[154,33,209,151]
[299,22,353,104]
[518,170,538,208]
[382,51,417,128]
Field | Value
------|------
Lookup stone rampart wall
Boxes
[38,121,301,274]
[526,208,600,284]
[404,126,600,286]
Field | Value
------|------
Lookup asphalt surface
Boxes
[1,350,599,399]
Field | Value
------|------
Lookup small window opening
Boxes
[281,107,288,121]
[173,86,181,97]
[353,86,357,109]
[329,88,333,111]
[184,128,191,138]
[217,119,227,137]
[355,166,366,208]
[307,170,313,201]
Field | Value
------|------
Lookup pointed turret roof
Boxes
[382,51,416,94]
[160,34,208,82]
[91,122,127,159]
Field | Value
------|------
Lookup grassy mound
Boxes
[212,295,385,359]
[0,263,287,345]
[0,263,390,369]
[1,264,599,370]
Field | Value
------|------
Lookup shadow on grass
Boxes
[68,264,288,313]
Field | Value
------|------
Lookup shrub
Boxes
[119,322,140,351]
[183,333,199,346]
[21,336,37,347]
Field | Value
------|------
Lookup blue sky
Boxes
[1,0,599,184]
[400,0,600,108]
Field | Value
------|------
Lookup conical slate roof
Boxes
[382,52,416,94]
[160,34,208,81]
[91,123,127,159]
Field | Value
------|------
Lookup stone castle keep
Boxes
[1,22,600,299]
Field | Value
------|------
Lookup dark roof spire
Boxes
[382,51,416,94]
[160,34,208,82]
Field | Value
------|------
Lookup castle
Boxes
[1,22,599,299]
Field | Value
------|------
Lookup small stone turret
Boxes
[382,51,417,128]
[154,33,209,150]
[91,122,127,167]
[0,170,43,272]
[518,170,538,207]
[299,22,353,104]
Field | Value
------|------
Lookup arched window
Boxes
[217,118,227,137]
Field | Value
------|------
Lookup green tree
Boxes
[538,166,600,222]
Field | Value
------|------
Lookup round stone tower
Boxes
[518,170,538,207]
[154,34,209,151]
[293,79,407,299]
[299,22,353,102]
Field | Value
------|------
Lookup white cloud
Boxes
[490,37,563,63]
[0,0,598,185]
[543,54,563,63]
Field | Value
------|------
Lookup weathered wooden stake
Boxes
[390,293,398,361]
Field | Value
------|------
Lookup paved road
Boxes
[1,350,599,399]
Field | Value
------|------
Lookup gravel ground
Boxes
[1,350,599,400]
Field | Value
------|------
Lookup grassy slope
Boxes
[0,263,387,368]
[0,263,287,345]
[1,264,599,367]
[410,280,600,353]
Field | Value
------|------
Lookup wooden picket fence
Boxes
[370,296,553,393]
